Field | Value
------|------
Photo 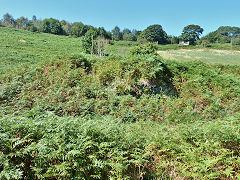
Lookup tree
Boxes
[97,27,111,39]
[200,26,240,44]
[123,33,136,41]
[111,26,123,41]
[181,24,203,45]
[168,35,180,44]
[41,18,63,35]
[16,16,29,28]
[133,30,142,40]
[70,22,87,37]
[3,13,15,27]
[122,28,131,35]
[140,25,168,44]
[32,15,37,24]
[61,20,72,35]
[217,26,240,36]
[81,29,98,54]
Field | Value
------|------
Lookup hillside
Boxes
[0,27,240,179]
[0,27,82,73]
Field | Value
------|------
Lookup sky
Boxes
[0,0,239,36]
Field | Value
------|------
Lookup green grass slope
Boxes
[0,28,240,179]
[0,27,82,73]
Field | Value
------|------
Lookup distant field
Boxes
[158,49,240,65]
[0,27,82,73]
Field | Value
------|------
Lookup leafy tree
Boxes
[181,24,204,45]
[201,31,218,43]
[134,30,142,40]
[201,26,240,44]
[123,33,136,41]
[232,37,240,45]
[122,28,131,35]
[97,27,111,39]
[112,26,123,41]
[16,16,29,28]
[140,25,168,44]
[61,20,72,35]
[218,26,240,36]
[32,15,37,24]
[81,29,98,54]
[3,13,15,27]
[168,35,180,44]
[41,18,63,35]
[70,22,87,37]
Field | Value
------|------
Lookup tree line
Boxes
[1,13,240,46]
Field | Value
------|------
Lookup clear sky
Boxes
[0,0,239,36]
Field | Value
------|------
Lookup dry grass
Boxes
[158,49,240,65]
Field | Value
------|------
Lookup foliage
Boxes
[81,29,108,56]
[41,18,63,35]
[201,26,240,44]
[130,43,157,55]
[2,13,15,27]
[112,26,123,41]
[180,24,204,45]
[201,40,212,47]
[140,24,168,44]
[97,27,111,39]
[0,26,240,179]
[70,22,87,37]
[81,29,98,54]
[232,38,240,45]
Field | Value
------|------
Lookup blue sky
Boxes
[0,0,239,36]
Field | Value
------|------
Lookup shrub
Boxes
[69,54,92,71]
[232,38,240,45]
[130,43,157,55]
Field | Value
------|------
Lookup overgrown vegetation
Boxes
[0,27,240,179]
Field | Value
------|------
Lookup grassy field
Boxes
[158,49,240,65]
[0,27,82,73]
[0,28,240,179]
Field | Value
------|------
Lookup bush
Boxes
[232,38,240,45]
[130,43,157,55]
[201,40,212,47]
[69,54,92,71]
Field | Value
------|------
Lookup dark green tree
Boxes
[3,13,15,27]
[123,33,136,41]
[61,20,72,35]
[70,22,87,37]
[16,16,29,28]
[81,29,98,54]
[122,28,131,35]
[181,24,204,45]
[140,25,168,44]
[218,26,240,36]
[41,18,63,35]
[112,26,123,41]
[200,26,240,44]
[97,27,111,39]
[32,15,37,24]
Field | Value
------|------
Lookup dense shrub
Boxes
[130,43,157,55]
[233,38,240,45]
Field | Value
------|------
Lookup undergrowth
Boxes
[0,28,240,179]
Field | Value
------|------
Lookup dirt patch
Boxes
[18,39,26,43]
